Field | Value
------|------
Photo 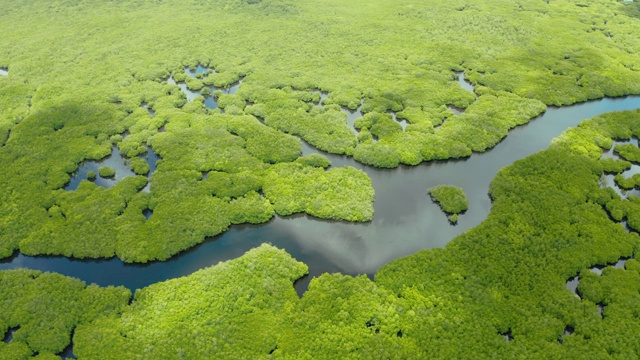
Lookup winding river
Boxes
[2,80,640,295]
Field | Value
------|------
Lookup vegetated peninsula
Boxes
[1,0,640,358]
[428,184,469,224]
[0,0,638,261]
[3,110,640,358]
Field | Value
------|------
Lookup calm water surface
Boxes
[2,85,640,295]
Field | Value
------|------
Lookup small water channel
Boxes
[141,103,155,117]
[600,138,640,199]
[64,144,160,192]
[457,71,475,94]
[167,66,241,110]
[344,101,362,136]
[0,68,7,76]
[3,80,640,295]
[565,256,629,318]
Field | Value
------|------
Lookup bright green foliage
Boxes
[277,273,422,359]
[0,0,640,261]
[0,77,32,147]
[360,131,473,167]
[614,173,639,190]
[225,115,302,164]
[605,196,640,233]
[576,261,640,357]
[86,170,96,180]
[0,269,130,358]
[0,0,639,173]
[0,98,371,261]
[98,166,115,178]
[15,112,632,358]
[263,163,374,221]
[614,143,640,163]
[373,110,640,358]
[295,153,331,169]
[5,107,640,360]
[353,143,402,168]
[599,157,632,173]
[129,157,150,175]
[259,99,357,155]
[428,184,469,223]
[20,176,147,259]
[357,112,402,139]
[437,91,547,152]
[1,0,640,355]
[73,244,307,359]
[113,171,268,262]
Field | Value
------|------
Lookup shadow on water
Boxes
[58,340,76,359]
[3,326,18,343]
[2,90,640,295]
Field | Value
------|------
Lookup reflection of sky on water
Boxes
[457,72,475,93]
[1,91,640,295]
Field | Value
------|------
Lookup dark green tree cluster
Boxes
[428,184,469,224]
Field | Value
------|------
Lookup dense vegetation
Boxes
[428,184,469,223]
[3,110,640,358]
[0,0,639,260]
[0,269,130,359]
[2,0,640,357]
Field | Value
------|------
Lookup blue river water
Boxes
[2,78,640,295]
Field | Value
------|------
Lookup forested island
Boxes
[2,0,640,358]
[428,185,469,223]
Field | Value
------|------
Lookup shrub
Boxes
[98,167,116,178]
